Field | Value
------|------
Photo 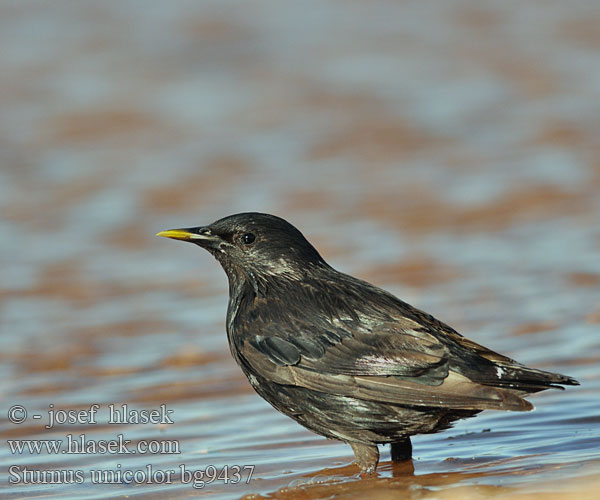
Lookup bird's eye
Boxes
[242,233,256,245]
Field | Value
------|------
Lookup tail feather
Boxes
[486,364,579,393]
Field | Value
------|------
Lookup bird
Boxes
[157,212,579,473]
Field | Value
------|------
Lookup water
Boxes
[1,1,599,499]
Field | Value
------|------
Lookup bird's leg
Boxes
[350,442,379,474]
[390,436,412,461]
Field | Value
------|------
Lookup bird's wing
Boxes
[239,321,533,412]
[249,322,449,382]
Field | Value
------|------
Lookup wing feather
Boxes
[240,339,533,412]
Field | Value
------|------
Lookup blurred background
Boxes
[1,1,599,499]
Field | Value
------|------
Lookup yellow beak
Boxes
[156,229,197,241]
[156,227,221,248]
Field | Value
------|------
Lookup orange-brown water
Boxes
[1,1,599,499]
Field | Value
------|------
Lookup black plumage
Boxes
[157,212,579,473]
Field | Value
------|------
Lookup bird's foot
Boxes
[350,442,379,474]
[390,436,412,462]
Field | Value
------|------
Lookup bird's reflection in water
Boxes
[272,459,440,500]
[389,458,416,477]
[262,456,600,500]
[267,450,600,500]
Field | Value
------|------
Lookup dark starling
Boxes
[157,212,579,473]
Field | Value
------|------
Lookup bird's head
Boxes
[157,212,326,283]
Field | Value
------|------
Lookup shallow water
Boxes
[1,1,600,499]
